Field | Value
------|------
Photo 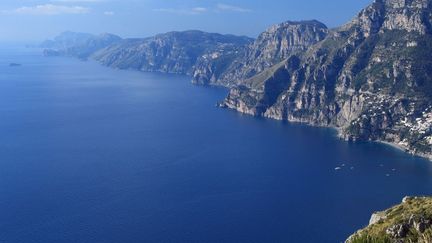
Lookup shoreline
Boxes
[42,52,432,162]
[377,140,432,161]
[221,104,432,162]
[377,140,407,153]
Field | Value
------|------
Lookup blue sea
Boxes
[0,45,431,243]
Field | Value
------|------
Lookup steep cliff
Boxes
[44,30,253,75]
[192,20,328,86]
[219,0,432,159]
[346,197,432,243]
[92,30,252,75]
[41,0,432,159]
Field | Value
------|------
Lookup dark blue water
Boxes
[0,46,431,243]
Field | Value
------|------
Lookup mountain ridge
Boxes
[42,30,253,75]
[216,0,432,160]
[41,0,432,160]
[192,19,329,86]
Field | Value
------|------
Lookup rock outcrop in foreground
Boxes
[346,197,432,243]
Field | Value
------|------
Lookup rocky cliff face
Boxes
[41,0,432,160]
[346,197,432,242]
[92,30,252,75]
[192,20,328,86]
[44,30,253,75]
[218,0,432,159]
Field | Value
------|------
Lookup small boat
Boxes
[335,167,342,171]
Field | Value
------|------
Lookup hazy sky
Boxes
[0,0,372,41]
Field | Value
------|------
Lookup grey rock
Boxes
[370,212,387,225]
[409,214,432,233]
[92,31,253,75]
[40,0,432,160]
[386,224,409,238]
[43,30,252,74]
[402,196,415,203]
[192,20,328,86]
[217,0,432,160]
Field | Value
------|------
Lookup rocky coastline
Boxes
[41,0,432,161]
[211,0,432,161]
[220,91,432,161]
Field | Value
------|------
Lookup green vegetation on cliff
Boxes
[347,197,432,243]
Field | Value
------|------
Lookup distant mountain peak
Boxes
[276,20,328,28]
[350,0,432,36]
[191,20,329,86]
[40,2,432,160]
[377,0,431,8]
[209,0,432,160]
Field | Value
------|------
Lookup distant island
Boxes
[41,0,432,161]
[9,63,21,67]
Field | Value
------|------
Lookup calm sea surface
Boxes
[0,46,431,243]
